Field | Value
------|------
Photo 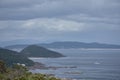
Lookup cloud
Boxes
[0,18,86,34]
[0,0,45,8]
[0,0,120,20]
[22,18,86,32]
[63,14,120,25]
[0,18,119,40]
[0,0,120,44]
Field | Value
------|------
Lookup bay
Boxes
[30,49,120,80]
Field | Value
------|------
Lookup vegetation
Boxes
[0,47,64,80]
[20,45,64,58]
[0,60,60,80]
[0,60,7,73]
[0,48,34,67]
[0,46,65,80]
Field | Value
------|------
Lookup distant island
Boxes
[39,42,120,49]
[5,41,120,50]
[20,45,64,57]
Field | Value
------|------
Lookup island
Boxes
[20,45,65,58]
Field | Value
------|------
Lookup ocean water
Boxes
[30,49,120,80]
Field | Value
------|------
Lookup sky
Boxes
[0,0,120,44]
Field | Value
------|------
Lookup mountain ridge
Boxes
[5,41,120,50]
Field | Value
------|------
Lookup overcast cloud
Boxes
[0,0,120,44]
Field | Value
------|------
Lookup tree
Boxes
[0,60,6,73]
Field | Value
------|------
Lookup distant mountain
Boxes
[5,41,120,50]
[39,42,120,49]
[5,45,27,49]
[0,39,39,47]
[20,45,65,58]
[5,45,28,52]
[0,48,34,67]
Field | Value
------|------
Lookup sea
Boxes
[29,49,120,80]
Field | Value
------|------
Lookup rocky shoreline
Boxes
[28,62,77,70]
[28,62,77,80]
[28,62,48,70]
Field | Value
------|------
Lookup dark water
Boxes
[30,49,120,80]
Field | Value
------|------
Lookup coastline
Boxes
[28,62,48,70]
[28,62,74,80]
[28,62,77,70]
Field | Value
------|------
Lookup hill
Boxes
[0,48,34,67]
[20,45,64,57]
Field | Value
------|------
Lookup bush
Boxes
[0,61,61,80]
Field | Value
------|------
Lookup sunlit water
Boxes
[30,49,120,80]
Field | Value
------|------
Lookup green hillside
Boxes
[20,45,64,58]
[0,60,60,80]
[0,48,34,67]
